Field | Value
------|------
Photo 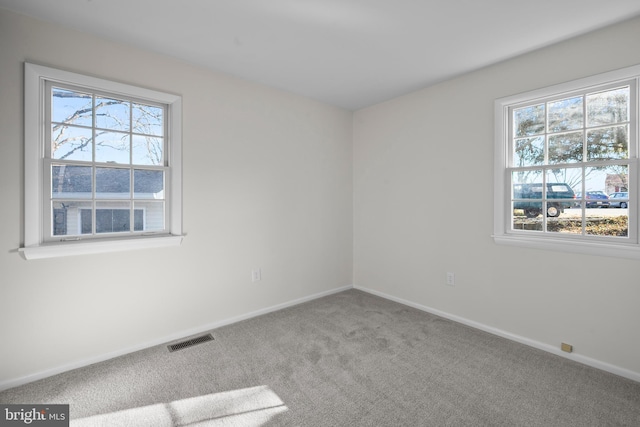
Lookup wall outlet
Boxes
[561,342,573,353]
[251,268,262,282]
[446,272,455,286]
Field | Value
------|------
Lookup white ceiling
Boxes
[3,0,640,110]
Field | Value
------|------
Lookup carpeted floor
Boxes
[1,289,639,426]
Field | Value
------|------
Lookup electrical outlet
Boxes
[446,272,455,286]
[561,342,573,353]
[251,268,262,282]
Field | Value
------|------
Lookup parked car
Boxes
[609,192,629,208]
[513,183,575,218]
[575,191,610,208]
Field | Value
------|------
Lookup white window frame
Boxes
[21,63,183,260]
[494,64,640,259]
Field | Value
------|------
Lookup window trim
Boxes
[21,63,183,260]
[494,64,640,259]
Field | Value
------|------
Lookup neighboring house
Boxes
[52,166,164,236]
[605,173,628,194]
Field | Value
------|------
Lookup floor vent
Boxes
[168,333,214,352]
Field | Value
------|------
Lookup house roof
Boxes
[52,166,163,195]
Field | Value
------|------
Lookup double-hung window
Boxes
[494,65,640,258]
[22,63,183,259]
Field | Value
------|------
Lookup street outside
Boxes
[562,207,628,218]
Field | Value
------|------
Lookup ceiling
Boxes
[3,0,640,110]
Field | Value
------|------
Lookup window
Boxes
[494,65,640,258]
[22,63,183,259]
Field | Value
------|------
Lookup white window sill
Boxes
[19,235,184,260]
[493,233,640,260]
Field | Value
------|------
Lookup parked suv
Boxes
[513,183,575,218]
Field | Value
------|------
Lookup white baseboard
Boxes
[4,283,637,392]
[354,285,640,383]
[0,284,353,392]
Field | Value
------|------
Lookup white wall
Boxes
[0,9,353,387]
[3,7,640,390]
[354,15,640,378]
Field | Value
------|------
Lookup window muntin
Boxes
[508,82,635,241]
[45,82,167,241]
[22,63,183,260]
[494,65,640,258]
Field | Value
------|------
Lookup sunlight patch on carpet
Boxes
[71,385,287,426]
